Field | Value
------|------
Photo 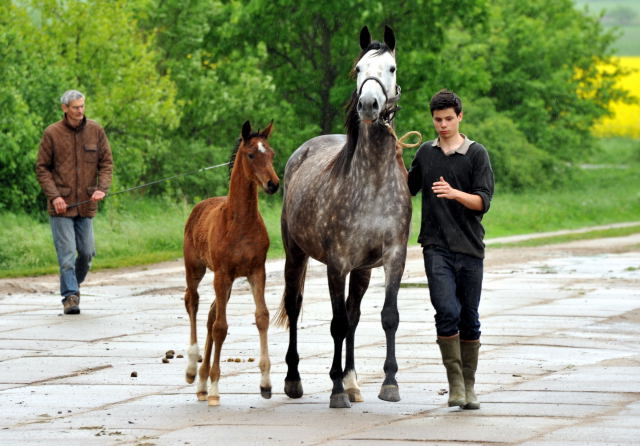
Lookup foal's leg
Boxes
[207,272,233,406]
[343,268,371,403]
[248,266,272,399]
[282,238,308,399]
[196,302,216,401]
[378,245,407,402]
[327,266,350,408]
[184,255,206,386]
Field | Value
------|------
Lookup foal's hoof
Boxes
[346,388,364,403]
[329,392,351,409]
[378,384,401,402]
[207,395,220,406]
[261,386,272,399]
[284,379,303,399]
[196,391,207,401]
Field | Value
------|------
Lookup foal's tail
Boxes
[273,264,307,329]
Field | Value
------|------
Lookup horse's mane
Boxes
[329,40,393,176]
[228,132,261,179]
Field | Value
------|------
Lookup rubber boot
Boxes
[460,340,480,410]
[437,335,466,407]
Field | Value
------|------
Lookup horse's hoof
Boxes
[346,388,363,403]
[329,392,351,408]
[196,391,207,401]
[378,384,400,402]
[284,379,303,399]
[207,395,220,406]
[261,386,272,399]
[185,372,196,384]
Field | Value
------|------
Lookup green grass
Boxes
[490,224,640,248]
[1,137,639,279]
[574,0,640,56]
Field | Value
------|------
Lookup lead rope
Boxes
[67,161,231,209]
[385,123,423,151]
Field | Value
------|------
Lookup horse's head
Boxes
[355,26,398,124]
[238,120,279,194]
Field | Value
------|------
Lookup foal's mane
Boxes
[329,41,394,176]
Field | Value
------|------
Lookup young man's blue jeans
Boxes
[423,246,483,340]
[50,216,95,299]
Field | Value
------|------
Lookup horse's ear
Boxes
[242,120,251,140]
[384,25,395,52]
[260,120,274,139]
[360,26,371,50]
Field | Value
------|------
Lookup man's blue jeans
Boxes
[50,216,95,298]
[423,246,483,340]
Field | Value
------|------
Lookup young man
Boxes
[35,90,113,315]
[408,89,494,409]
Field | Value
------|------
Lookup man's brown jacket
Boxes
[35,116,113,217]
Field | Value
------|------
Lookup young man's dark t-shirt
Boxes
[408,136,494,259]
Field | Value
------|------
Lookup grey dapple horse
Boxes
[275,25,412,408]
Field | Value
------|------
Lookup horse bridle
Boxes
[358,76,402,124]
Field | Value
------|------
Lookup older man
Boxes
[35,90,113,314]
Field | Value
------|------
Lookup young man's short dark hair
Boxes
[429,89,463,116]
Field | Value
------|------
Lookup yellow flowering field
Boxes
[593,56,640,138]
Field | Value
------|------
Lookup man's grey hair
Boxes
[60,90,85,105]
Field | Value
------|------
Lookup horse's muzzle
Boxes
[266,180,279,194]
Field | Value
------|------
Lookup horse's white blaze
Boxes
[186,343,199,376]
[258,142,266,153]
[356,50,397,109]
[343,370,360,391]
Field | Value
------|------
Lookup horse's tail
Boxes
[273,263,307,329]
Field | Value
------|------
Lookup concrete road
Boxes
[0,232,639,445]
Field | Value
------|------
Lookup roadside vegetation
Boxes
[1,0,638,278]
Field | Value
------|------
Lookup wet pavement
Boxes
[0,233,639,445]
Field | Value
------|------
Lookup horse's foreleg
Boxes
[343,268,371,403]
[207,272,232,406]
[248,266,272,399]
[378,246,406,403]
[282,240,308,399]
[184,258,206,385]
[196,303,215,401]
[327,267,350,408]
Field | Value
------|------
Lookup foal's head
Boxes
[354,26,397,123]
[232,121,279,194]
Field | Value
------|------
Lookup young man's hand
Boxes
[91,190,106,202]
[432,176,483,211]
[432,176,457,199]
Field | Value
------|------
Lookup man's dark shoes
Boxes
[62,295,80,314]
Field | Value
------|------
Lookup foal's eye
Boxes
[248,153,255,159]
[390,66,396,73]
[355,66,360,74]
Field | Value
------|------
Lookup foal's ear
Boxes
[260,120,274,139]
[360,26,371,50]
[384,25,395,52]
[242,120,252,140]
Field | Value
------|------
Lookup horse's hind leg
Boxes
[248,266,271,399]
[184,255,206,385]
[207,272,233,406]
[343,268,372,403]
[281,236,308,399]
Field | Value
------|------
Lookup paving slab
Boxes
[0,233,639,445]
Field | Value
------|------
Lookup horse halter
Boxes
[357,76,402,124]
